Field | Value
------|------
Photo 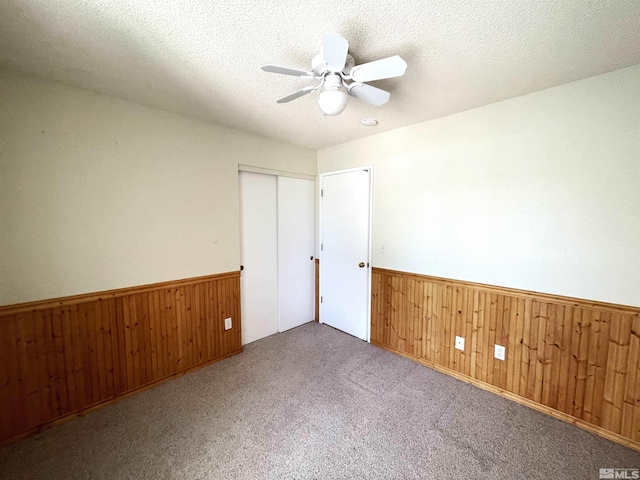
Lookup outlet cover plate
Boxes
[455,336,465,351]
[224,317,232,330]
[494,344,506,361]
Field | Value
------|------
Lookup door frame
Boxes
[319,166,374,342]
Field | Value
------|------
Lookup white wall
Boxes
[0,69,316,305]
[319,65,640,307]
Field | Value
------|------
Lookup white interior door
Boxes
[239,171,278,344]
[277,176,315,331]
[320,168,371,341]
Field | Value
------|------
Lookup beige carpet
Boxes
[1,321,638,479]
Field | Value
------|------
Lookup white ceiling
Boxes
[1,1,639,150]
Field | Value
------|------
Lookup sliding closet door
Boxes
[239,171,278,345]
[277,176,315,332]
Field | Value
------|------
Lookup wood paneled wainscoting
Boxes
[0,272,242,446]
[371,268,640,452]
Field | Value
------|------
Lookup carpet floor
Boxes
[1,322,638,479]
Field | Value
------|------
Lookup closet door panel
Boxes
[239,172,278,344]
[277,177,315,332]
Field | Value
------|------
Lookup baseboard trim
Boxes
[0,347,243,448]
[372,341,640,453]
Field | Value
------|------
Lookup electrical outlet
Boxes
[224,317,232,330]
[455,336,465,351]
[494,344,506,361]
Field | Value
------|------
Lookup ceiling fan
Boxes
[261,33,407,116]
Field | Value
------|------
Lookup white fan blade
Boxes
[276,85,319,103]
[350,55,407,82]
[348,83,390,106]
[262,65,315,77]
[322,33,349,72]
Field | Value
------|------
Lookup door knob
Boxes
[359,262,365,268]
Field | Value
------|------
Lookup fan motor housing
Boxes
[312,52,355,76]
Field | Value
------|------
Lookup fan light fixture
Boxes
[261,33,407,116]
[317,75,348,116]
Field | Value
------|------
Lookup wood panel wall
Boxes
[0,272,242,445]
[371,268,640,451]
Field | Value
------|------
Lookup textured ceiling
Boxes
[1,1,639,150]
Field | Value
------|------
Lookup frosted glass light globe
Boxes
[317,74,348,116]
[317,88,348,116]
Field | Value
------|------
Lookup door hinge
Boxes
[367,262,370,268]
[321,243,323,251]
[321,189,324,197]
[321,296,323,303]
